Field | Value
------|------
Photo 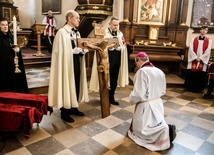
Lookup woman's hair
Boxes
[0,17,7,23]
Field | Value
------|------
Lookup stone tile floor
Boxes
[0,68,214,155]
[0,49,213,154]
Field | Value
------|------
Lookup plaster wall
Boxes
[13,0,123,31]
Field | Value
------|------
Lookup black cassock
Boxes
[0,31,28,93]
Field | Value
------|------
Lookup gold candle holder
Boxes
[13,45,21,73]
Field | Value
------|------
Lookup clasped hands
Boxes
[196,58,201,62]
[48,24,55,28]
[73,47,89,55]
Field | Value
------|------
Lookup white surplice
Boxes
[187,36,212,72]
[128,65,170,151]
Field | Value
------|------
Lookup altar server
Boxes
[42,10,56,53]
[184,26,212,93]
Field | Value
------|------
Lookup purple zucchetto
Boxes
[136,52,148,58]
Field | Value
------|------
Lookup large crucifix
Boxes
[77,25,119,118]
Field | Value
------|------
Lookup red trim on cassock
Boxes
[191,37,209,71]
[45,17,54,36]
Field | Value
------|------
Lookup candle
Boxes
[13,16,17,45]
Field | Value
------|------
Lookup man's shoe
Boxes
[203,94,209,99]
[168,124,176,143]
[203,94,214,99]
[60,108,74,123]
[109,99,119,105]
[70,108,85,116]
[61,115,74,123]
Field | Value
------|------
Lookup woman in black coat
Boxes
[0,18,28,93]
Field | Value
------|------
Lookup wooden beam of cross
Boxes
[77,38,119,118]
[77,38,119,50]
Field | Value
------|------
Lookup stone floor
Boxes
[0,50,214,155]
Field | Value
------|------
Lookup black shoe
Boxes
[61,114,74,123]
[203,94,214,99]
[60,108,74,123]
[168,124,176,143]
[70,108,85,116]
[109,99,119,105]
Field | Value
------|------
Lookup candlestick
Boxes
[13,16,17,45]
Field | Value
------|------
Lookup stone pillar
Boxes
[180,0,189,26]
[123,0,130,22]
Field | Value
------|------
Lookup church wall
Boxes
[13,0,78,29]
[13,0,32,28]
[13,0,123,33]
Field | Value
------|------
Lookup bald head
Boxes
[47,10,53,18]
[65,10,80,28]
[65,10,78,21]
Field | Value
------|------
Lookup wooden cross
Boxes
[77,38,119,118]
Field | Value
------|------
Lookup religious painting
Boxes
[191,0,214,28]
[137,0,167,25]
[42,0,61,14]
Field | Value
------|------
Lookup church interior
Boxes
[0,0,214,154]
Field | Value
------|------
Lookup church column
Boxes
[180,0,189,26]
[117,0,124,21]
[123,0,130,22]
[211,1,214,24]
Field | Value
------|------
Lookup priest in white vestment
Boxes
[48,10,89,123]
[128,52,176,151]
